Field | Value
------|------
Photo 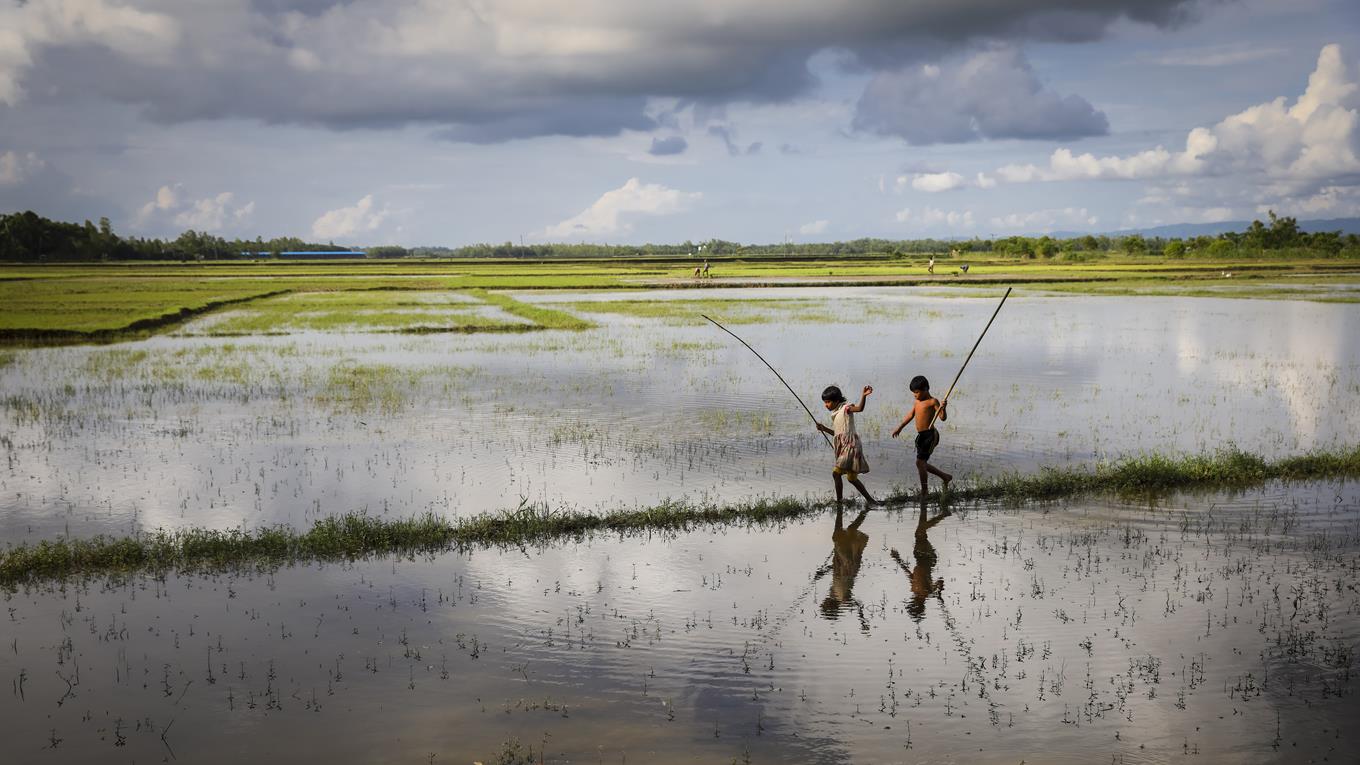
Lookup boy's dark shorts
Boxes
[914,428,940,461]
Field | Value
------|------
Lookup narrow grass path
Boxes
[2,446,1356,588]
[467,289,595,330]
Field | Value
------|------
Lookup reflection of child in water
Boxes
[817,505,870,629]
[890,502,951,622]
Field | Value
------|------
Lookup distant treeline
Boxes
[0,211,358,263]
[2,209,1357,263]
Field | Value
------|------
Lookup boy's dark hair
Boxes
[909,375,930,392]
[821,385,846,404]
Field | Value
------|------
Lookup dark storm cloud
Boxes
[853,46,1110,144]
[648,136,689,156]
[2,0,1204,142]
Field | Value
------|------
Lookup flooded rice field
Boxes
[2,483,1357,762]
[2,287,1359,762]
[1,288,1356,541]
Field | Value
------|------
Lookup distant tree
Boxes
[1306,230,1344,255]
[1120,235,1147,255]
[1207,239,1235,257]
[1163,240,1186,258]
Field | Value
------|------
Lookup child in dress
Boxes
[816,385,881,505]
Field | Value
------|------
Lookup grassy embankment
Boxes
[2,445,1356,587]
[0,272,605,342]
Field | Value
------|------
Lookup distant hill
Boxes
[1049,217,1360,239]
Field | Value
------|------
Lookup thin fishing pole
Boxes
[702,314,833,449]
[928,287,1011,430]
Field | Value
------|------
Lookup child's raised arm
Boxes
[846,385,872,413]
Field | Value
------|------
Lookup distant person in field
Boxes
[891,375,953,496]
[694,266,702,278]
[960,264,970,274]
[816,504,871,630]
[703,259,710,277]
[927,256,935,275]
[890,498,950,622]
[816,385,881,506]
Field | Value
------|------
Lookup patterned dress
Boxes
[832,403,870,475]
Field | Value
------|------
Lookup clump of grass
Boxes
[0,496,810,587]
[3,445,1356,587]
[930,445,1357,503]
[314,362,412,413]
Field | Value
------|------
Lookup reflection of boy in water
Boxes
[817,505,870,628]
[890,501,951,622]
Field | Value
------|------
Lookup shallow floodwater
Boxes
[2,288,1359,763]
[2,288,1356,542]
[1,482,1356,763]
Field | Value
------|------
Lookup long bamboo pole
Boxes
[702,314,833,449]
[927,287,1011,429]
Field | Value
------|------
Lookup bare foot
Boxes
[941,473,953,491]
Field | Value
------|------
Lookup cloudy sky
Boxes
[1,0,1357,245]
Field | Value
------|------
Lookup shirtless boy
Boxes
[890,375,953,496]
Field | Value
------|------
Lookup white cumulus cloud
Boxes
[993,43,1360,197]
[911,172,966,192]
[544,178,700,239]
[136,184,181,224]
[135,184,253,232]
[799,219,829,235]
[174,192,245,231]
[312,195,388,240]
[896,206,975,228]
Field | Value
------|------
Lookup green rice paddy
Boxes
[2,256,1355,342]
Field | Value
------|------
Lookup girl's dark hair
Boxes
[909,375,930,392]
[821,385,846,404]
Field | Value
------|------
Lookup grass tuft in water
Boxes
[940,445,1355,503]
[2,445,1356,586]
